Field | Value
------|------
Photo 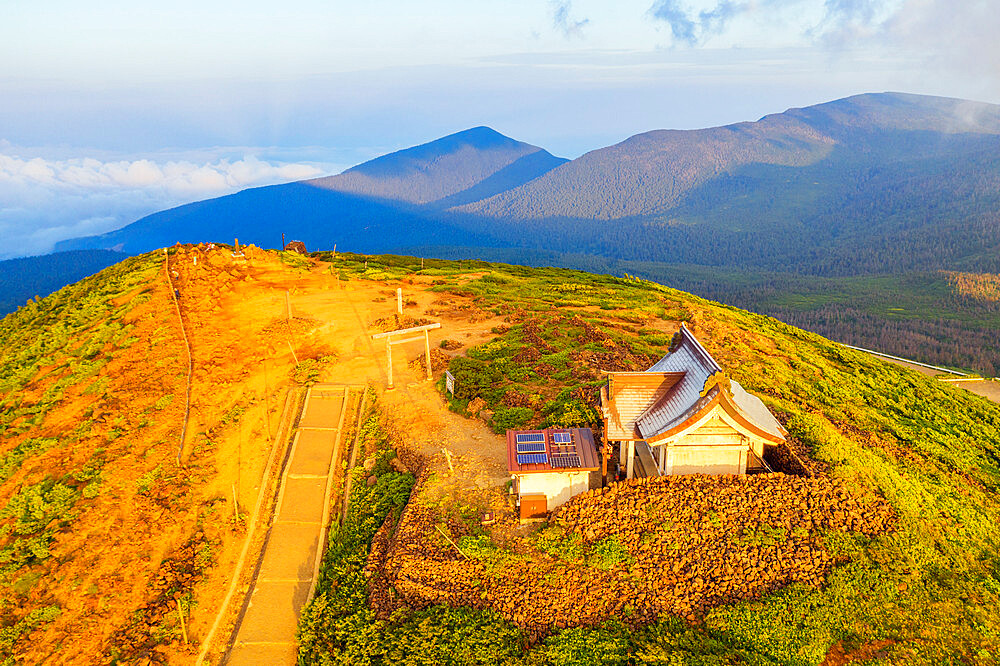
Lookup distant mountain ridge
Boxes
[55,92,1000,279]
[460,93,1000,221]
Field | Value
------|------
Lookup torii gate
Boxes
[371,322,441,389]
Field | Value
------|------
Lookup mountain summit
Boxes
[55,126,566,255]
[307,126,567,205]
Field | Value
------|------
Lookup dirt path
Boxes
[212,260,508,663]
[225,385,354,664]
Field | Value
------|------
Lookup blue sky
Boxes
[0,0,996,256]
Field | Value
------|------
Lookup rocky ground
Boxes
[369,470,896,636]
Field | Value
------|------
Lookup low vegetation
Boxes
[321,253,1000,663]
[2,247,998,663]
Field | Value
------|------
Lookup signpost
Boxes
[445,370,455,396]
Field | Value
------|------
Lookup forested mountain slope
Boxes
[462,92,1000,223]
[58,93,1000,277]
[0,250,126,316]
[459,114,836,219]
[52,182,497,256]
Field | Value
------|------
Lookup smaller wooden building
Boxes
[506,427,600,520]
[283,240,308,254]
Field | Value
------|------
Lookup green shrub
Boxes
[532,622,630,665]
[491,407,534,432]
[292,356,335,385]
[136,465,162,496]
[0,437,59,482]
[297,400,418,664]
[534,525,585,562]
[0,479,79,581]
[152,394,174,410]
[540,398,599,429]
[588,535,632,571]
[0,605,60,657]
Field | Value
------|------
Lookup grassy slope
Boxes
[306,252,1000,664]
[417,246,1000,376]
[0,250,284,663]
[0,253,176,660]
[3,251,999,662]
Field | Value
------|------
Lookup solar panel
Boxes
[550,454,581,468]
[552,432,573,444]
[515,432,545,444]
[516,441,546,454]
[516,453,548,465]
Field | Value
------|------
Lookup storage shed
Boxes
[506,427,600,520]
[600,324,786,479]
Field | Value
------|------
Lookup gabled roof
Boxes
[603,324,786,444]
[641,381,785,444]
[602,372,685,440]
[636,325,721,438]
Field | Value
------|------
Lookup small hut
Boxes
[506,427,600,520]
[600,324,786,479]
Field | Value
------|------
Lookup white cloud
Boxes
[551,1,590,39]
[0,149,333,259]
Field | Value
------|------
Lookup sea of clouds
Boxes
[0,145,336,259]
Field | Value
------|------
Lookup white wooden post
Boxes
[626,440,635,479]
[386,339,394,389]
[423,329,432,381]
[397,288,403,315]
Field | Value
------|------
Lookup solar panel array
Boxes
[549,430,581,468]
[550,454,581,468]
[513,430,586,468]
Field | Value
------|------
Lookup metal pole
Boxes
[423,329,433,381]
[601,433,609,485]
[281,232,285,250]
